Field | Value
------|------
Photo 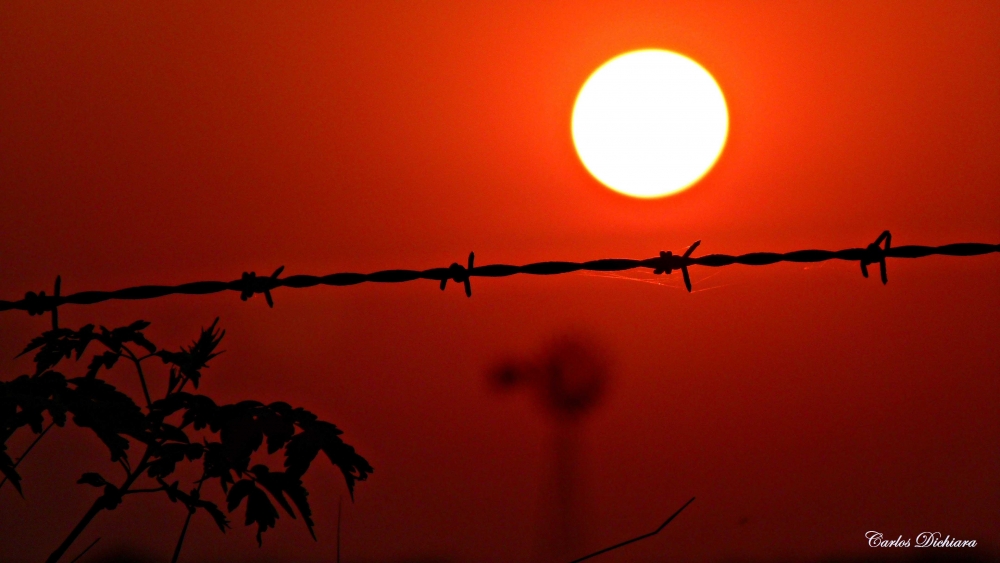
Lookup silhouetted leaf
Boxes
[100,483,123,510]
[0,371,69,436]
[0,445,22,496]
[145,441,203,480]
[218,406,264,463]
[321,440,372,500]
[250,465,315,540]
[284,420,372,499]
[163,480,181,502]
[85,351,119,379]
[77,472,108,487]
[226,480,257,512]
[149,392,202,421]
[227,479,278,545]
[158,478,231,533]
[199,499,230,533]
[259,403,295,454]
[18,325,96,375]
[179,394,219,431]
[155,319,224,388]
[157,423,189,444]
[96,321,157,355]
[203,442,238,490]
[64,378,146,462]
[250,466,296,518]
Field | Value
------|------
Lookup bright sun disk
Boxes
[572,49,729,199]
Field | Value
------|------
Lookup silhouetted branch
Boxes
[0,420,54,492]
[170,477,204,563]
[67,537,99,563]
[568,497,695,563]
[118,345,152,408]
[46,446,156,563]
[2,233,996,324]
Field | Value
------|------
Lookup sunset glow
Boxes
[1,3,998,562]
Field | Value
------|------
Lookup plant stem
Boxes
[122,487,166,495]
[0,420,55,491]
[45,499,106,563]
[166,368,178,397]
[68,537,100,563]
[45,446,153,563]
[169,477,205,563]
[121,345,152,408]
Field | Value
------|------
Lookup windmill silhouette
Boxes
[492,334,610,561]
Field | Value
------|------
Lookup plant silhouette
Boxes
[0,318,372,563]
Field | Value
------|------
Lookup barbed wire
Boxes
[2,231,997,330]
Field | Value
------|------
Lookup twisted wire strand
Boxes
[2,232,997,328]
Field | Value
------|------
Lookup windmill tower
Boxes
[492,335,609,561]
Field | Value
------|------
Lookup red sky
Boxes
[1,2,997,562]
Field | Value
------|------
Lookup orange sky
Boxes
[1,2,998,562]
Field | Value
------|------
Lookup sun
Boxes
[572,49,729,199]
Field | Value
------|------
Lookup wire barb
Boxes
[861,231,891,284]
[440,252,475,297]
[653,240,700,292]
[239,266,284,307]
[23,275,62,329]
